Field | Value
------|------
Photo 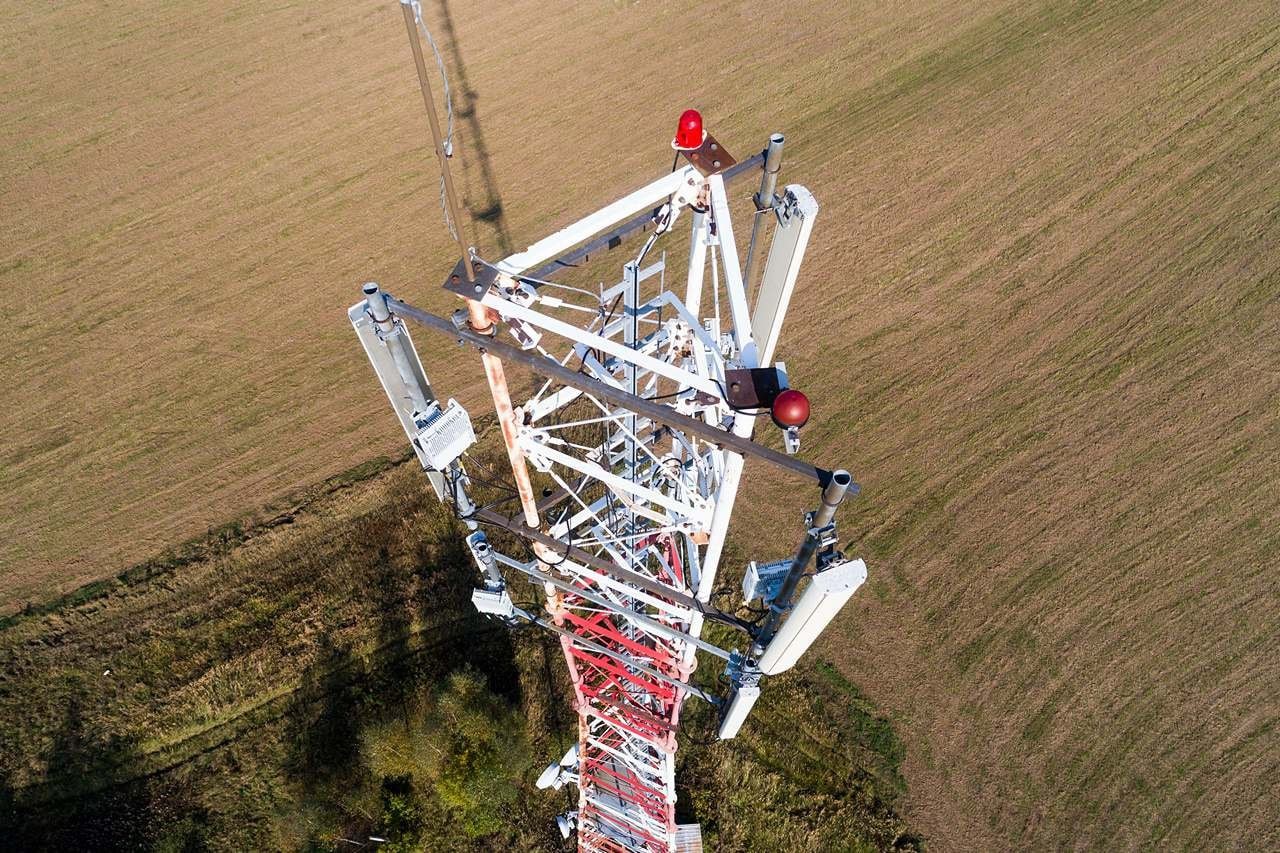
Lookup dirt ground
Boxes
[2,0,1276,849]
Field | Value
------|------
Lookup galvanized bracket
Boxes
[441,255,500,300]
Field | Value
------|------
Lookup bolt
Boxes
[451,274,460,283]
[710,142,718,151]
[712,159,721,168]
[474,285,483,293]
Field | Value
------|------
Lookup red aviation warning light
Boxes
[771,388,811,428]
[672,108,704,150]
[772,388,811,455]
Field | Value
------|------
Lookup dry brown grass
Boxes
[3,0,1277,848]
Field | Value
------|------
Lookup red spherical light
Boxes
[673,109,704,150]
[771,389,810,429]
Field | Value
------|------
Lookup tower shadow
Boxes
[2,690,208,851]
[286,630,367,790]
[436,0,514,257]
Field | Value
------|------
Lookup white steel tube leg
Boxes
[707,173,758,368]
[623,261,639,540]
[685,211,710,315]
[497,166,699,275]
[694,412,759,602]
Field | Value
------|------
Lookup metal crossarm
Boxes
[385,297,836,486]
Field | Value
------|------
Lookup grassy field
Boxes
[0,454,915,850]
[3,0,1277,849]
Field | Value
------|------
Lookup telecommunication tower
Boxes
[350,4,868,849]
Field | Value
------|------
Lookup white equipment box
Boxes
[413,399,475,470]
[742,558,792,604]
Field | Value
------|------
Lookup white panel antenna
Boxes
[757,558,867,675]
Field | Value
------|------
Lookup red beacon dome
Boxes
[672,109,704,150]
[771,388,811,429]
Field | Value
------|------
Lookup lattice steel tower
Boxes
[349,7,868,849]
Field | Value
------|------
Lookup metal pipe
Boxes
[481,350,540,529]
[362,283,431,414]
[451,461,479,531]
[473,324,552,566]
[814,469,852,528]
[400,0,473,283]
[757,134,786,211]
[465,286,494,334]
[743,133,784,305]
[363,281,393,328]
[749,469,852,657]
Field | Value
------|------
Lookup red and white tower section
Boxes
[351,108,867,852]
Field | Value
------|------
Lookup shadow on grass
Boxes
[287,631,369,791]
[2,515,527,851]
[0,689,210,852]
[279,523,525,844]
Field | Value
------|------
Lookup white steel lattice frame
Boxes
[352,148,824,851]
[357,9,844,845]
[472,165,797,852]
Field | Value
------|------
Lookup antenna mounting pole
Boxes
[399,0,474,284]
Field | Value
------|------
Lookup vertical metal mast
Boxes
[400,0,468,281]
[353,11,868,849]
